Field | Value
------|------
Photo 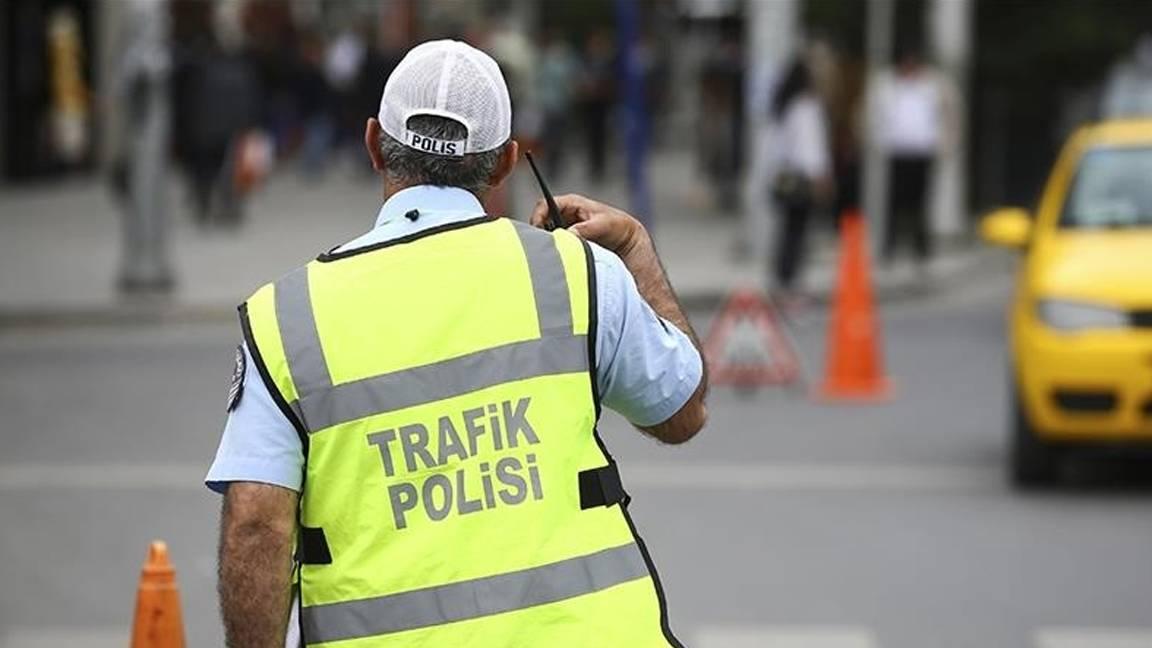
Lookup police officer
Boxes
[207,40,706,648]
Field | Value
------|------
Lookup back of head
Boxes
[771,58,812,120]
[895,41,924,74]
[376,40,513,196]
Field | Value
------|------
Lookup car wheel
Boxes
[1010,386,1061,487]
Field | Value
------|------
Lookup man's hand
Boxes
[530,194,647,256]
[218,482,298,648]
[530,194,708,444]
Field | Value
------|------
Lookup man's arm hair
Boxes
[616,227,708,444]
[218,482,298,648]
[529,194,708,443]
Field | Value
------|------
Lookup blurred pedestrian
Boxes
[640,31,671,146]
[536,29,579,177]
[697,20,744,210]
[579,29,616,184]
[768,58,831,300]
[324,26,366,163]
[1102,34,1152,118]
[874,45,945,267]
[241,0,298,155]
[827,50,866,218]
[488,18,540,217]
[296,30,335,179]
[46,6,91,166]
[172,28,258,226]
[207,39,706,648]
[350,27,402,178]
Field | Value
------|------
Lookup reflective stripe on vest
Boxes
[274,222,585,433]
[242,218,677,647]
[302,542,647,644]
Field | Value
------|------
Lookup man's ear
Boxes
[364,118,385,172]
[489,139,520,189]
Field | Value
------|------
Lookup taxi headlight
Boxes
[1037,299,1128,331]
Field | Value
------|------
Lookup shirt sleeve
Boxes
[591,243,703,427]
[205,342,305,494]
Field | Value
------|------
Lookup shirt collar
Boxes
[332,185,487,255]
[374,185,485,229]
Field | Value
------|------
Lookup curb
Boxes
[0,302,237,330]
[681,248,1014,313]
[0,249,1013,330]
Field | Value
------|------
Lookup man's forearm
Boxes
[218,488,297,648]
[617,226,701,351]
[527,194,708,440]
[618,226,708,441]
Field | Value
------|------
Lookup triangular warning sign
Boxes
[703,288,801,387]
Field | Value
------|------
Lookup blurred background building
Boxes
[4,0,1152,217]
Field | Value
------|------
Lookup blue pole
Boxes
[615,0,651,228]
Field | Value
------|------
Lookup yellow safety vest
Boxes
[242,216,681,647]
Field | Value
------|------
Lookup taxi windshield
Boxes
[1061,147,1152,228]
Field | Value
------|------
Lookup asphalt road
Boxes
[2,277,1150,648]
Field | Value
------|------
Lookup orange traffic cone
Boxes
[130,541,186,648]
[819,209,891,400]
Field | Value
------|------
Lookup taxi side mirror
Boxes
[980,208,1032,249]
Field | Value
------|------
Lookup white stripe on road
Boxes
[696,627,1152,648]
[695,626,878,648]
[2,628,128,648]
[627,462,999,493]
[0,463,204,491]
[4,624,1149,647]
[1036,628,1152,648]
[0,461,998,493]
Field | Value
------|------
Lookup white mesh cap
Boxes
[378,40,512,157]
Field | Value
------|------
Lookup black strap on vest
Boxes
[579,463,627,509]
[298,526,332,565]
[299,468,623,561]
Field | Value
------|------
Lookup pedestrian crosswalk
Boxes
[1,628,128,648]
[696,626,878,647]
[1037,629,1152,648]
[694,626,1152,648]
[4,626,1152,647]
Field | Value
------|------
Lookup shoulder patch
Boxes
[227,345,246,412]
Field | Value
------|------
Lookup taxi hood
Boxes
[1035,229,1152,307]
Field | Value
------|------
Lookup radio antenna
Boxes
[525,151,563,231]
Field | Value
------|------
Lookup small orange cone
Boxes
[819,209,890,400]
[130,541,186,648]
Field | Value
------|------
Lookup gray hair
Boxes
[378,115,508,196]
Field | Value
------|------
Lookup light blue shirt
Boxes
[206,186,702,493]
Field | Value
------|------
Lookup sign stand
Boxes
[703,288,804,389]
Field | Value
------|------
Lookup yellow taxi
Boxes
[981,120,1152,485]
